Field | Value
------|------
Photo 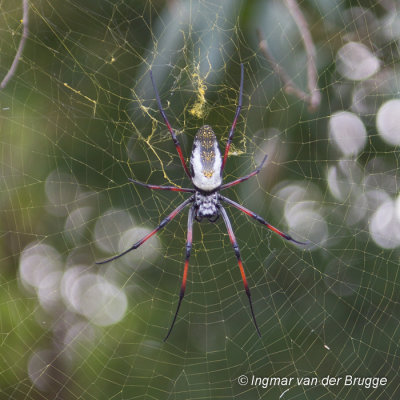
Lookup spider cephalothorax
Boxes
[194,191,219,222]
[97,64,307,341]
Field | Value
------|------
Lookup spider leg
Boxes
[219,205,261,337]
[96,196,194,265]
[164,205,195,341]
[220,155,268,190]
[149,70,192,179]
[129,178,195,193]
[221,63,244,172]
[220,196,308,245]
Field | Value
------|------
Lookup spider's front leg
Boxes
[221,195,308,245]
[219,205,261,337]
[96,196,194,265]
[164,206,195,341]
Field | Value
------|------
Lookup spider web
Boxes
[1,0,400,399]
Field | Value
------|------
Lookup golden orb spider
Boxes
[97,64,307,341]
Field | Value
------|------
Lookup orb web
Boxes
[1,0,399,399]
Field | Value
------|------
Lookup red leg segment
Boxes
[129,178,195,193]
[149,70,192,179]
[220,196,308,245]
[221,63,244,172]
[164,206,195,341]
[219,206,261,337]
[221,155,268,191]
[96,196,194,265]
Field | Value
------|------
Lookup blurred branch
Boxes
[378,0,396,12]
[257,0,321,111]
[257,29,308,102]
[1,0,29,89]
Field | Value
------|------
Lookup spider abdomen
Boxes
[190,125,222,192]
[195,191,219,220]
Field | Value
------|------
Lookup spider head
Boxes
[190,125,222,192]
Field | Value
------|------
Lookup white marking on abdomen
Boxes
[191,140,222,192]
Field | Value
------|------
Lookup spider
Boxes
[97,64,307,341]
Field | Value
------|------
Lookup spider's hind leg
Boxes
[128,179,194,193]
